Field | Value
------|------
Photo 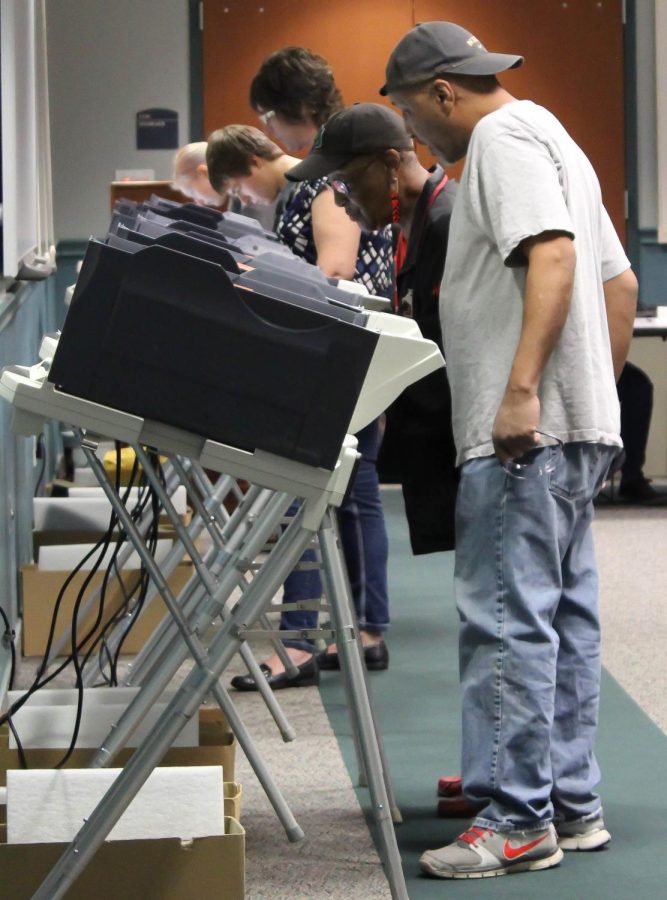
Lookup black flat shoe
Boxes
[230,657,319,692]
[317,641,389,672]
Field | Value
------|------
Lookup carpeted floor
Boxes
[225,655,391,900]
[320,486,667,899]
[10,485,667,898]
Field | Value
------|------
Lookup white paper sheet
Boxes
[5,687,199,750]
[7,766,225,843]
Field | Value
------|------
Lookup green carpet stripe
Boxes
[320,487,667,898]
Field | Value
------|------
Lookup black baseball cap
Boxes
[380,21,523,96]
[285,103,414,182]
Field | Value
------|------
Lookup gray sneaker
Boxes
[556,817,611,851]
[420,823,563,879]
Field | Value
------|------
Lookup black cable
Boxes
[56,443,161,766]
[0,604,16,690]
[0,531,115,733]
[56,441,138,768]
[0,444,128,742]
[33,432,47,497]
[2,442,162,768]
[78,460,158,685]
[0,604,24,765]
[8,718,27,769]
[110,489,160,681]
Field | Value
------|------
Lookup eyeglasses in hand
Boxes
[502,431,564,480]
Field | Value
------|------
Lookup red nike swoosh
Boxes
[503,833,549,860]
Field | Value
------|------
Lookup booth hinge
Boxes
[198,1,204,31]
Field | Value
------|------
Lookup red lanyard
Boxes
[426,172,448,213]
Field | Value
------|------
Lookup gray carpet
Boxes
[225,652,391,899]
[320,487,667,899]
[10,487,667,898]
[13,638,391,899]
[594,504,667,732]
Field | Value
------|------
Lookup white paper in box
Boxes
[5,687,199,750]
[6,766,225,843]
[37,537,173,571]
[33,485,187,532]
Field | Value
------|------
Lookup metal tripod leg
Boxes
[31,505,317,900]
[48,463,182,667]
[91,490,298,763]
[80,462,239,686]
[318,509,408,900]
[166,456,297,674]
[129,446,296,739]
[124,481,271,687]
[317,524,402,823]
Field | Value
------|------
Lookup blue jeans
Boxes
[455,442,618,832]
[281,419,390,651]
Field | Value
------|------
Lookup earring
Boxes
[390,182,400,224]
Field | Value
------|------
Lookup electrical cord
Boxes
[0,603,24,763]
[57,446,165,765]
[110,469,162,680]
[4,443,167,768]
[79,464,159,686]
[0,443,129,761]
[55,443,143,768]
[0,604,16,690]
[33,432,47,497]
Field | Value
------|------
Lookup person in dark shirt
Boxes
[286,102,459,666]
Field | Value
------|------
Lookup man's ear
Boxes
[433,78,456,112]
[196,163,208,176]
[248,154,264,172]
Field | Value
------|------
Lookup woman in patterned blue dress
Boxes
[208,113,393,690]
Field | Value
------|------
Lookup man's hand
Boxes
[492,233,574,463]
[492,389,541,464]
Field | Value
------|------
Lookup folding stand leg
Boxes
[318,525,402,824]
[124,481,272,687]
[90,489,298,762]
[80,464,239,687]
[130,444,297,739]
[31,504,317,900]
[48,463,183,668]
[317,509,408,900]
[167,455,298,678]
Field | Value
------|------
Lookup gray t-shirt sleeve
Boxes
[600,204,631,282]
[472,129,575,267]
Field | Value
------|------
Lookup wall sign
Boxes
[136,108,178,150]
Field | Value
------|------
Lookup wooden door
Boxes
[414,0,626,239]
[203,0,626,238]
[202,0,413,151]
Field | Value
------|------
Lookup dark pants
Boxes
[617,361,653,485]
[280,419,390,651]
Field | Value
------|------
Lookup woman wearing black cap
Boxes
[286,102,460,661]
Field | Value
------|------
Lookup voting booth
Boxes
[1,200,444,899]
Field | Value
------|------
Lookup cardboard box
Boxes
[20,560,193,657]
[32,523,189,557]
[0,708,243,898]
[0,815,245,899]
[0,709,236,785]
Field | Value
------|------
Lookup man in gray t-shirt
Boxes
[383,21,638,880]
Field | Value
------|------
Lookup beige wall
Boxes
[46,0,190,242]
